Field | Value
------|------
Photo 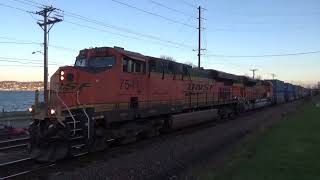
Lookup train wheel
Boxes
[145,126,160,138]
[218,109,227,121]
[160,118,172,133]
[91,126,108,152]
[119,136,137,145]
[31,123,70,162]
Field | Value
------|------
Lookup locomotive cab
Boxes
[28,47,127,162]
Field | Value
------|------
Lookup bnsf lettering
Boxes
[186,83,213,91]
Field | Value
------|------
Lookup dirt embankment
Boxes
[33,100,305,180]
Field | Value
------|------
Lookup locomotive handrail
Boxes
[76,90,90,140]
[54,89,75,132]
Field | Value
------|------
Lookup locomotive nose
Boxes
[59,68,75,83]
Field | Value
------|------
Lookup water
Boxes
[0,91,43,112]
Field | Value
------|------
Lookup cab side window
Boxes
[123,58,129,72]
[122,57,145,73]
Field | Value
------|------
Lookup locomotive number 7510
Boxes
[120,79,140,90]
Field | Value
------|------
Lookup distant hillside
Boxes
[0,81,43,91]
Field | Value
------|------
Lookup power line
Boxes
[0,36,39,44]
[10,0,39,8]
[49,44,78,52]
[0,59,59,65]
[0,64,59,67]
[178,0,198,8]
[64,20,191,50]
[110,0,196,28]
[0,2,28,12]
[0,34,76,52]
[63,14,193,48]
[18,0,42,7]
[5,0,195,50]
[206,50,320,58]
[0,56,59,63]
[0,41,40,45]
[148,0,196,18]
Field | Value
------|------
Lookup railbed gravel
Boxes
[31,100,304,180]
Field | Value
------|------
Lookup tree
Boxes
[160,55,176,61]
[256,75,262,80]
[185,61,197,68]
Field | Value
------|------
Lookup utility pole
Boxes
[271,73,276,80]
[197,6,201,69]
[250,69,258,79]
[195,6,206,69]
[32,6,63,106]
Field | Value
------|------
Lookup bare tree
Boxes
[160,55,176,61]
[244,73,250,78]
[185,61,197,68]
[256,75,262,80]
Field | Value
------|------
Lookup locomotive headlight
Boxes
[50,109,56,115]
[60,70,65,81]
[28,107,33,113]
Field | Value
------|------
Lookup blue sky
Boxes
[0,0,319,86]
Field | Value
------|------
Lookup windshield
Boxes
[75,56,116,68]
[75,58,87,67]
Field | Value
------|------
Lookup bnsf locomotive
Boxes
[27,46,308,162]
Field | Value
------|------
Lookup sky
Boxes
[0,0,319,86]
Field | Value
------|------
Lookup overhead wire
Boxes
[0,59,60,65]
[10,0,40,8]
[110,0,196,28]
[0,35,77,53]
[0,41,40,45]
[7,0,320,60]
[178,0,198,8]
[0,56,60,63]
[206,50,320,58]
[0,2,28,12]
[64,20,183,50]
[0,64,59,67]
[6,0,195,50]
[148,0,196,18]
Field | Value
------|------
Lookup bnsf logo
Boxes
[186,83,213,91]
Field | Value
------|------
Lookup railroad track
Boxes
[0,151,91,179]
[0,104,291,179]
[0,157,55,180]
[0,136,29,153]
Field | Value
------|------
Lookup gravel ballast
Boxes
[29,100,304,180]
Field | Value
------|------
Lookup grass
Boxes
[202,97,320,180]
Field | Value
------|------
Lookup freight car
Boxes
[266,79,285,104]
[27,47,285,162]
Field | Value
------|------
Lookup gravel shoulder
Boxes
[27,100,306,180]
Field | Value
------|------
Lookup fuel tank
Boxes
[171,109,219,129]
